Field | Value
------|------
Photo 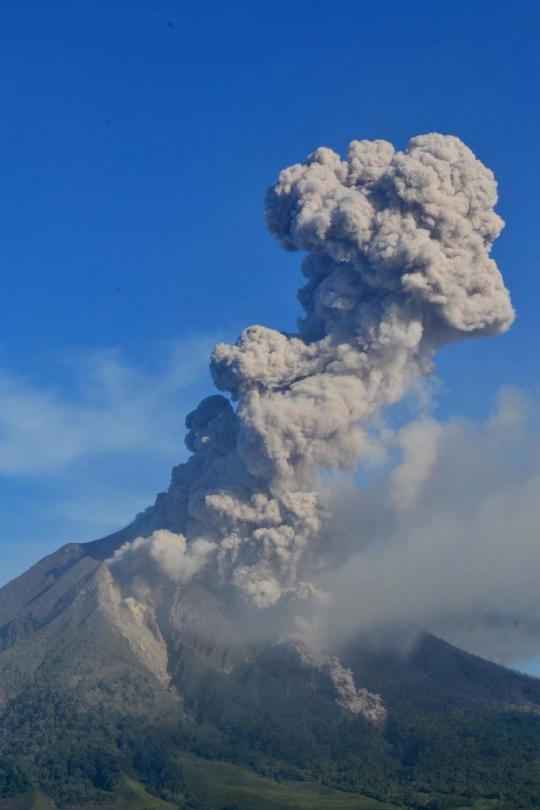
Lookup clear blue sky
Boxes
[1,1,539,587]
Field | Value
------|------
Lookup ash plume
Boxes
[115,133,514,612]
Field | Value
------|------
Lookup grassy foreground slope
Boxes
[0,780,176,810]
[0,766,403,810]
[181,755,401,810]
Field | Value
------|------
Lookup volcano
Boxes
[0,133,530,809]
[1,508,540,810]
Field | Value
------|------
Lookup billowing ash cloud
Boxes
[135,134,513,609]
[111,529,215,584]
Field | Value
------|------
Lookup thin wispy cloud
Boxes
[0,335,219,477]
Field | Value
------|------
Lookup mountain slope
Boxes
[1,525,540,809]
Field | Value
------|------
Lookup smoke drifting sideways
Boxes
[320,387,540,665]
[112,133,514,618]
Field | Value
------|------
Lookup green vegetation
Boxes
[0,684,188,808]
[2,549,540,810]
[28,791,56,810]
[63,776,178,809]
[2,674,540,810]
[181,755,401,809]
[0,780,177,810]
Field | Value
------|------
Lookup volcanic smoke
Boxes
[112,133,514,612]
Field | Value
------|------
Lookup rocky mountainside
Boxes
[1,520,540,809]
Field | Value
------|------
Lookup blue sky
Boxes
[1,0,539,599]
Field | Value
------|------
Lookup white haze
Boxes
[320,386,540,665]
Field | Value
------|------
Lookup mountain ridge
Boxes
[1,524,540,809]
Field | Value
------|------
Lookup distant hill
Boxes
[1,520,540,809]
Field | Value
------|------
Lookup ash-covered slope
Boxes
[0,513,380,721]
[2,527,540,809]
[0,515,158,709]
